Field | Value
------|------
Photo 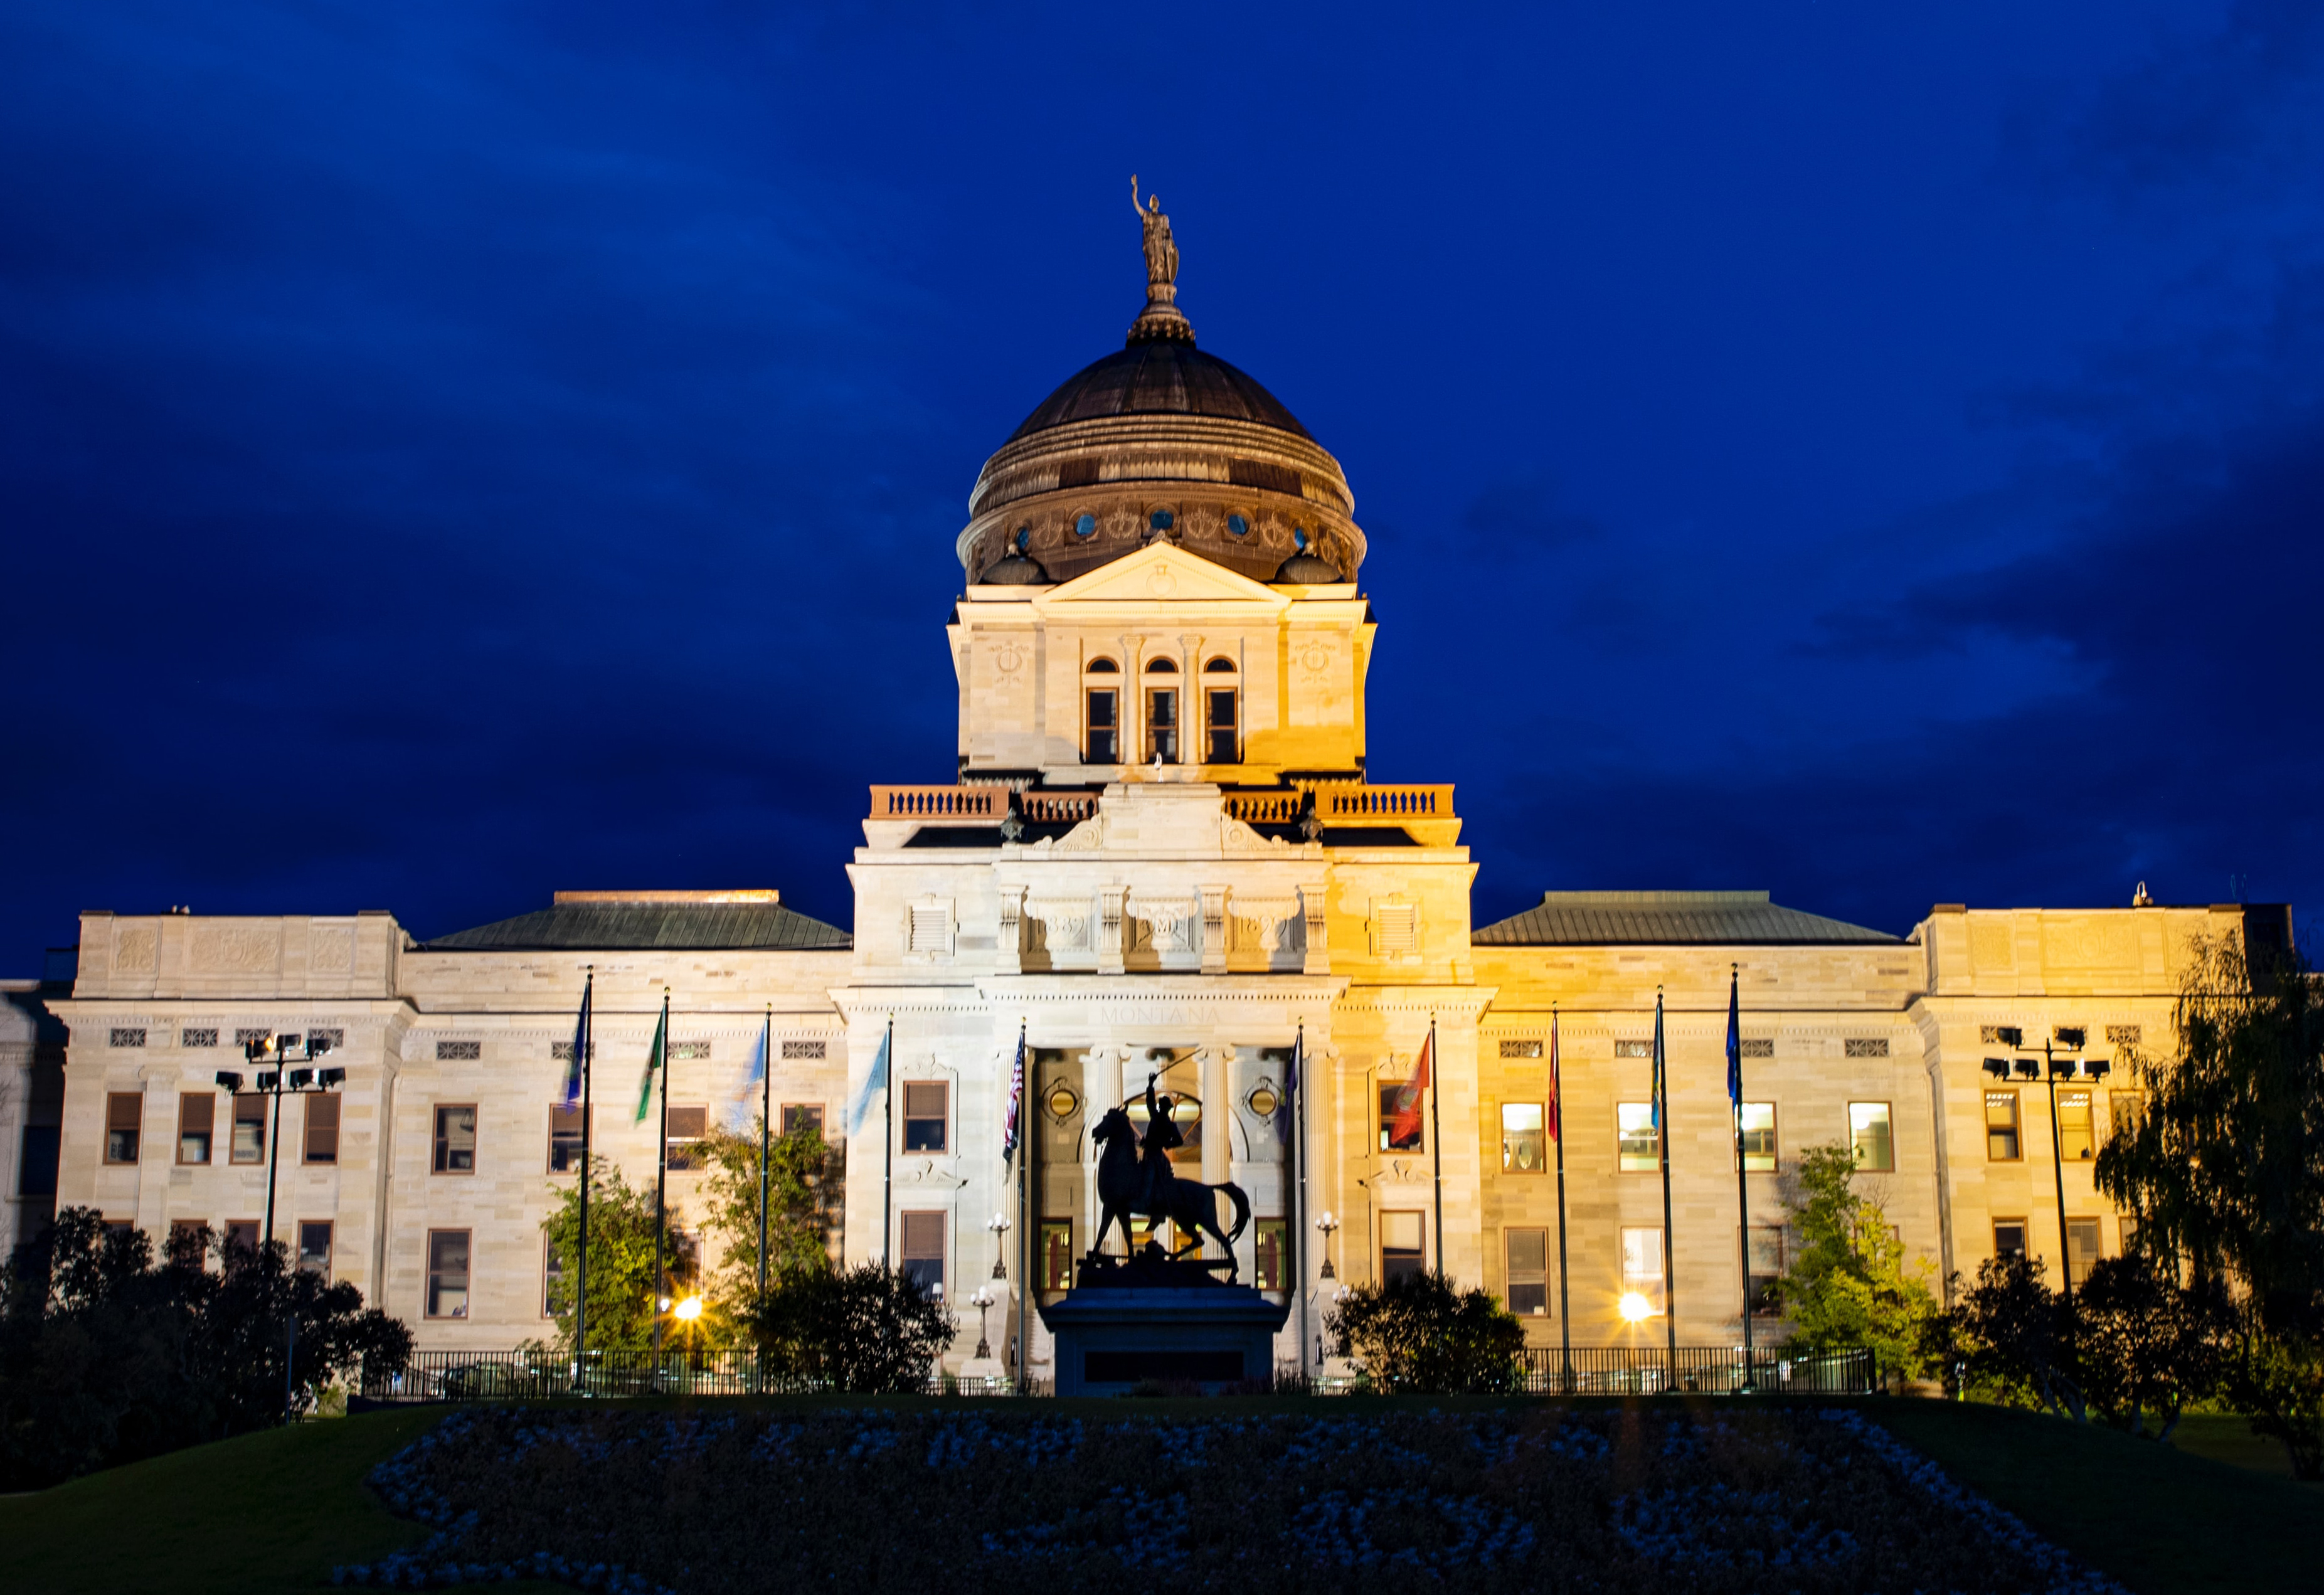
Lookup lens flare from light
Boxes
[673,1295,704,1322]
[1618,1291,1653,1323]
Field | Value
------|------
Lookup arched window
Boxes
[1204,656,1237,674]
[1144,657,1178,674]
[1085,657,1119,674]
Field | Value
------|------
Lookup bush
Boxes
[0,1207,411,1489]
[1325,1269,1525,1393]
[752,1262,955,1391]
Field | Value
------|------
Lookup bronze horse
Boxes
[1088,1105,1251,1278]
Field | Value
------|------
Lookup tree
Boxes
[0,1209,410,1490]
[542,1156,692,1354]
[2076,1252,2234,1441]
[2096,932,2324,1477]
[693,1117,842,1320]
[1949,1252,2085,1420]
[751,1263,954,1391]
[1776,1142,1941,1385]
[1325,1270,1526,1393]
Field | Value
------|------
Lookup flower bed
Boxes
[336,1403,2125,1593]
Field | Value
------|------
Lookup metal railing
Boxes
[1512,1345,1876,1396]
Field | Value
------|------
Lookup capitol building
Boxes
[11,202,2293,1376]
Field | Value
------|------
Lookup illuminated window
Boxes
[1738,1103,1776,1172]
[1041,1219,1074,1293]
[231,1094,267,1165]
[1985,1092,2020,1161]
[1505,1227,1549,1316]
[2057,1089,2094,1162]
[104,1093,142,1164]
[1381,1211,1425,1283]
[1620,1227,1665,1312]
[1253,1218,1287,1292]
[1501,1103,1546,1173]
[1378,1082,1424,1152]
[903,1082,948,1152]
[177,1093,214,1165]
[1849,1101,1893,1171]
[432,1105,476,1174]
[1617,1103,1660,1172]
[665,1106,708,1171]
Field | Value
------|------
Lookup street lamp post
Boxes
[987,1210,1011,1280]
[969,1285,996,1360]
[1982,1027,2109,1314]
[1313,1210,1339,1280]
[216,1031,344,1251]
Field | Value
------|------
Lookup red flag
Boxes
[1388,1031,1433,1148]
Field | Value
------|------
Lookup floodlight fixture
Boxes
[2054,1027,2087,1050]
[289,1068,314,1090]
[2012,1059,2039,1079]
[215,1070,244,1092]
[2084,1058,2111,1079]
[2048,1056,2077,1079]
[1993,1027,2024,1049]
[319,1066,346,1087]
[309,1034,333,1056]
[257,1069,280,1091]
[1982,1058,2008,1079]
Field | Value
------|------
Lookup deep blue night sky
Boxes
[4,2,2320,961]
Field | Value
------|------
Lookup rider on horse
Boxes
[1140,1071,1182,1214]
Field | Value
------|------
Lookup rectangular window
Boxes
[665,1105,708,1171]
[1144,687,1179,764]
[1620,1226,1665,1313]
[1205,688,1238,764]
[1381,1210,1426,1284]
[1738,1103,1776,1172]
[2057,1089,2094,1162]
[426,1229,470,1318]
[231,1094,267,1165]
[1041,1219,1074,1293]
[2109,1091,2143,1145]
[1748,1227,1784,1317]
[902,1082,948,1152]
[104,1092,142,1163]
[1378,1082,1424,1152]
[1253,1218,1287,1292]
[900,1211,945,1300]
[1505,1227,1549,1317]
[1617,1102,1660,1172]
[1085,688,1118,765]
[1850,1101,1894,1171]
[432,1105,477,1174]
[297,1221,333,1279]
[1993,1219,2028,1259]
[177,1093,215,1165]
[1985,1091,2021,1161]
[780,1103,825,1138]
[548,1104,588,1172]
[225,1219,260,1256]
[1500,1102,1546,1173]
[304,1094,340,1165]
[2066,1217,2102,1286]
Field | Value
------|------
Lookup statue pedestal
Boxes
[1039,1277,1289,1396]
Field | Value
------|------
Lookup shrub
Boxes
[751,1262,955,1391]
[1325,1269,1525,1393]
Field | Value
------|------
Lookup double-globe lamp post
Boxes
[214,1031,345,1253]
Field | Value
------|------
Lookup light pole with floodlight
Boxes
[214,1031,344,1251]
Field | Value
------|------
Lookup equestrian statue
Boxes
[1089,1072,1251,1280]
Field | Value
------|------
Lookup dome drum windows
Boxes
[1074,512,1098,539]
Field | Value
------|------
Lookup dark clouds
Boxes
[1,2,2318,959]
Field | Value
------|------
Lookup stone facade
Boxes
[31,262,2295,1374]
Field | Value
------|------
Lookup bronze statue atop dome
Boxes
[1131,175,1177,289]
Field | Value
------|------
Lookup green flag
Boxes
[635,1007,666,1123]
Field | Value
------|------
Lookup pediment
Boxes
[1034,544,1288,610]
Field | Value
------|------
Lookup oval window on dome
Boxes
[1014,525,1031,551]
[1149,509,1174,533]
[1144,657,1179,674]
[1293,526,1310,551]
[1074,512,1097,539]
[1227,514,1250,538]
[1085,657,1120,674]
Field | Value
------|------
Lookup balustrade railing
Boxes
[1021,792,1098,824]
[868,785,1004,820]
[1315,783,1453,820]
[1221,791,1303,824]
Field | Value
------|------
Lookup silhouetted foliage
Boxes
[1946,1253,2084,1421]
[751,1262,955,1391]
[1325,1269,1526,1393]
[0,1207,410,1489]
[2076,1251,2234,1441]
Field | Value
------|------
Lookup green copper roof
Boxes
[422,900,850,952]
[1473,891,1898,947]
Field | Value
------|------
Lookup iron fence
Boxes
[365,1346,1872,1403]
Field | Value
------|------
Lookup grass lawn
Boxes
[1872,1399,2324,1595]
[0,1395,2312,1593]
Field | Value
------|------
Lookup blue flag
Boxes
[1650,993,1665,1131]
[1726,970,1742,1108]
[726,1015,768,1134]
[845,1025,891,1138]
[561,978,590,1106]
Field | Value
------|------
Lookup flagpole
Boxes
[1656,987,1677,1387]
[758,1005,772,1305]
[653,987,671,1367]
[883,1015,895,1267]
[1017,1019,1029,1392]
[1291,1020,1306,1389]
[1428,1014,1443,1280]
[1552,1005,1571,1392]
[1731,965,1753,1394]
[575,968,593,1394]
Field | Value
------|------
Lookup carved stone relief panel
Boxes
[191,921,282,975]
[114,923,158,974]
[310,925,356,975]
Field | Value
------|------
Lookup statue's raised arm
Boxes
[1130,174,1178,290]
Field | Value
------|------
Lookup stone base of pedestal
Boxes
[1038,1286,1290,1396]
